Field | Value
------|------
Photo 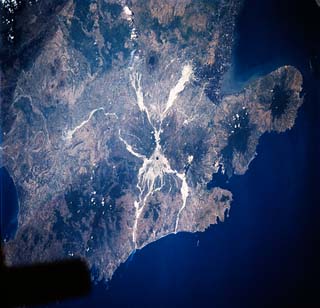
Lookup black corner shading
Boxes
[1,243,91,308]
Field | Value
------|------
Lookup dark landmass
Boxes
[0,0,303,281]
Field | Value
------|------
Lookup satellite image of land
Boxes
[0,0,305,285]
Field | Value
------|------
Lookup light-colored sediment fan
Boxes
[120,64,193,247]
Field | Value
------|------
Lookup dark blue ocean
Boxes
[0,167,19,241]
[2,0,319,307]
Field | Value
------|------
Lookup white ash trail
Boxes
[64,108,117,140]
[174,172,189,232]
[162,64,193,118]
[121,64,193,248]
[130,72,152,125]
[119,130,146,160]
